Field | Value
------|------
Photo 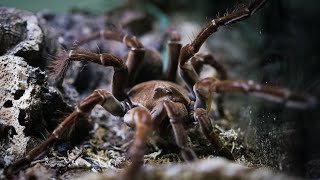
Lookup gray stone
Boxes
[0,55,69,164]
[0,7,69,166]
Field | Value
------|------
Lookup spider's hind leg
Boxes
[194,78,316,112]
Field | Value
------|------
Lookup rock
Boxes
[0,7,69,167]
[0,55,69,164]
[81,158,296,180]
[1,7,41,67]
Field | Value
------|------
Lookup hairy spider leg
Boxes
[174,0,267,160]
[194,108,234,160]
[67,50,128,100]
[192,78,316,158]
[191,77,315,161]
[179,0,269,90]
[77,30,145,86]
[122,100,199,179]
[191,53,227,81]
[191,53,228,117]
[5,89,127,176]
[165,30,182,81]
[121,106,153,180]
[164,101,197,161]
[194,78,316,110]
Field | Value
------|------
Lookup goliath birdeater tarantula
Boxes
[5,0,316,179]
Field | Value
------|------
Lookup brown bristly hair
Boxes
[47,48,71,85]
[47,42,82,85]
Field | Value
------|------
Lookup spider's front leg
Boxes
[122,101,198,179]
[163,101,197,161]
[121,106,153,179]
[194,108,234,160]
[179,0,268,90]
[5,89,128,177]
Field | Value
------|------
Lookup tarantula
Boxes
[5,0,316,179]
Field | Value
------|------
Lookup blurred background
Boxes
[1,0,319,178]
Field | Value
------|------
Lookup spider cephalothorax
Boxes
[6,0,316,179]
